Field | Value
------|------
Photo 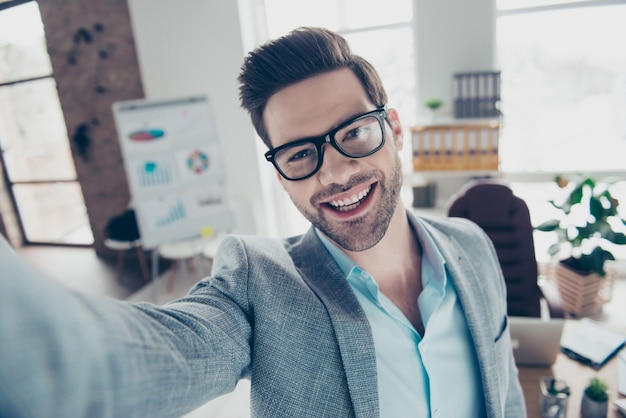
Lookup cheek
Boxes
[375,142,400,167]
[282,181,313,205]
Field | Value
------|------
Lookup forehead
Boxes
[263,68,374,148]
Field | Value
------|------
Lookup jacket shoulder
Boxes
[416,214,490,243]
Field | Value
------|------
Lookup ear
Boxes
[386,108,404,151]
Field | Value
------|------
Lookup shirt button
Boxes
[421,343,428,353]
[434,409,441,417]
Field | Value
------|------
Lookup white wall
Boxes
[411,0,496,204]
[126,0,268,236]
[414,0,495,119]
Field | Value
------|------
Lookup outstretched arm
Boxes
[0,237,251,418]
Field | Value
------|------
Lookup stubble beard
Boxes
[293,154,404,252]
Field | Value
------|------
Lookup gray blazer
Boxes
[0,212,526,418]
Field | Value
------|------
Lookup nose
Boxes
[317,145,361,186]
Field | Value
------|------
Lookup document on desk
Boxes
[560,318,626,370]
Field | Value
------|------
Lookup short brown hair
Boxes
[238,27,388,148]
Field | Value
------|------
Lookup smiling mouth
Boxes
[327,185,372,212]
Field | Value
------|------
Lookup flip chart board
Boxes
[112,96,234,249]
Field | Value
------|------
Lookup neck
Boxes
[341,204,421,285]
[341,204,424,333]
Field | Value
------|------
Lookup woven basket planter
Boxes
[547,262,616,317]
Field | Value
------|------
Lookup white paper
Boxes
[560,318,626,367]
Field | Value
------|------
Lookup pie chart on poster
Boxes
[186,149,210,174]
[128,129,165,141]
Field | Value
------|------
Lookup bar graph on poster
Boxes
[112,96,234,249]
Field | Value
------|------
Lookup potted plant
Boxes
[423,98,444,123]
[424,98,443,111]
[581,377,609,418]
[536,174,626,316]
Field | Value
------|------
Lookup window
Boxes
[0,1,93,245]
[496,1,626,173]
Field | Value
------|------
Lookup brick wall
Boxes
[37,0,144,255]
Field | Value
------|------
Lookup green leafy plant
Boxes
[583,377,609,403]
[536,174,626,276]
[423,98,443,111]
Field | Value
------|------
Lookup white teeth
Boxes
[329,186,371,209]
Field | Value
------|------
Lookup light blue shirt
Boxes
[316,218,485,417]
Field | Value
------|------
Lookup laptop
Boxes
[509,316,565,367]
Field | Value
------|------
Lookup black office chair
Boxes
[104,209,150,283]
[446,179,563,318]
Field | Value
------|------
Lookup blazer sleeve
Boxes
[0,235,252,418]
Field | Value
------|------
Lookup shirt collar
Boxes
[315,228,358,277]
[411,217,447,291]
[314,216,447,288]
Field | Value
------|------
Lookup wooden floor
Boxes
[16,245,148,299]
[15,244,214,304]
[15,244,164,300]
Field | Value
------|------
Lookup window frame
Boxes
[0,0,93,246]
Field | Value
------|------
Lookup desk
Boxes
[519,321,625,417]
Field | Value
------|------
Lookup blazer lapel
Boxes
[289,228,380,418]
[417,215,504,417]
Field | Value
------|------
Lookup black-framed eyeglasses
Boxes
[265,106,388,181]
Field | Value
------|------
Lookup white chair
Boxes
[201,233,226,263]
[104,238,150,283]
[157,235,219,292]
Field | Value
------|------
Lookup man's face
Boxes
[263,68,404,251]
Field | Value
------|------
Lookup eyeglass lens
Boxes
[273,114,384,180]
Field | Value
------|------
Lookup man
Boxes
[0,27,525,417]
